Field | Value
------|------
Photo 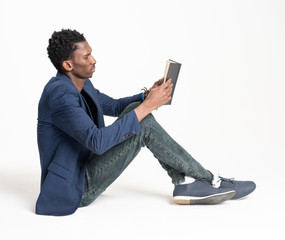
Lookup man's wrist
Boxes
[141,87,151,102]
[142,91,146,101]
[134,101,153,122]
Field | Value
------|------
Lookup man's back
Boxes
[36,73,91,216]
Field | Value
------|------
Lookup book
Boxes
[163,59,181,105]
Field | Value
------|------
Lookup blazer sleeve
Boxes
[49,85,141,155]
[99,91,142,117]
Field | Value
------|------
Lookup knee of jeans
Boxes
[117,102,141,121]
[126,101,141,111]
[140,113,154,129]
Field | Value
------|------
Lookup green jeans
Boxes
[80,102,212,207]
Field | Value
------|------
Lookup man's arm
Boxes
[99,91,142,117]
[99,78,173,122]
[94,77,172,120]
[49,85,141,155]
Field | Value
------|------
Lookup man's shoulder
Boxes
[44,73,76,94]
[39,75,79,109]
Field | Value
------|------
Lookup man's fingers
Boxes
[156,78,164,86]
[160,81,173,98]
[162,78,172,88]
[166,85,173,96]
[165,80,173,93]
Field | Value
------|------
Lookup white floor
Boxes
[1,147,283,240]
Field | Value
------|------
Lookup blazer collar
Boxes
[56,72,95,99]
[56,71,102,111]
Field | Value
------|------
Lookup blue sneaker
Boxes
[173,180,236,205]
[217,177,256,200]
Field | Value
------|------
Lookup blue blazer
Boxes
[36,72,142,216]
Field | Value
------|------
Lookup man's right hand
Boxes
[145,79,173,108]
[134,79,173,122]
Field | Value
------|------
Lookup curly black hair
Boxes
[47,29,86,72]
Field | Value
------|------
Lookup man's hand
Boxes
[151,77,165,89]
[134,79,173,122]
[145,79,172,108]
[144,77,166,99]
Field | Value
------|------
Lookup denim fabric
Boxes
[80,102,212,207]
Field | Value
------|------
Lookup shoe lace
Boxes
[218,176,235,184]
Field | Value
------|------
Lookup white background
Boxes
[0,0,284,239]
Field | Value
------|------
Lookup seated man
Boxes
[35,29,256,216]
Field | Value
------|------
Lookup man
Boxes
[36,29,256,216]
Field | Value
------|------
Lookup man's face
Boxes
[69,41,96,79]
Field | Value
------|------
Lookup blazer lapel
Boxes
[80,94,94,121]
[56,72,105,128]
[82,84,105,128]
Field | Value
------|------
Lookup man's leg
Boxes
[80,102,230,207]
[80,102,149,206]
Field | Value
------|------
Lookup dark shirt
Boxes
[81,89,98,124]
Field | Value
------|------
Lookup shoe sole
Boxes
[173,191,236,205]
[231,190,255,200]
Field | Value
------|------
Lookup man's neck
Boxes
[65,73,85,92]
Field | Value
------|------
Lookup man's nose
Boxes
[91,55,96,65]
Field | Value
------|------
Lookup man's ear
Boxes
[62,60,73,72]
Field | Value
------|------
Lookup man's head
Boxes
[47,29,96,79]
